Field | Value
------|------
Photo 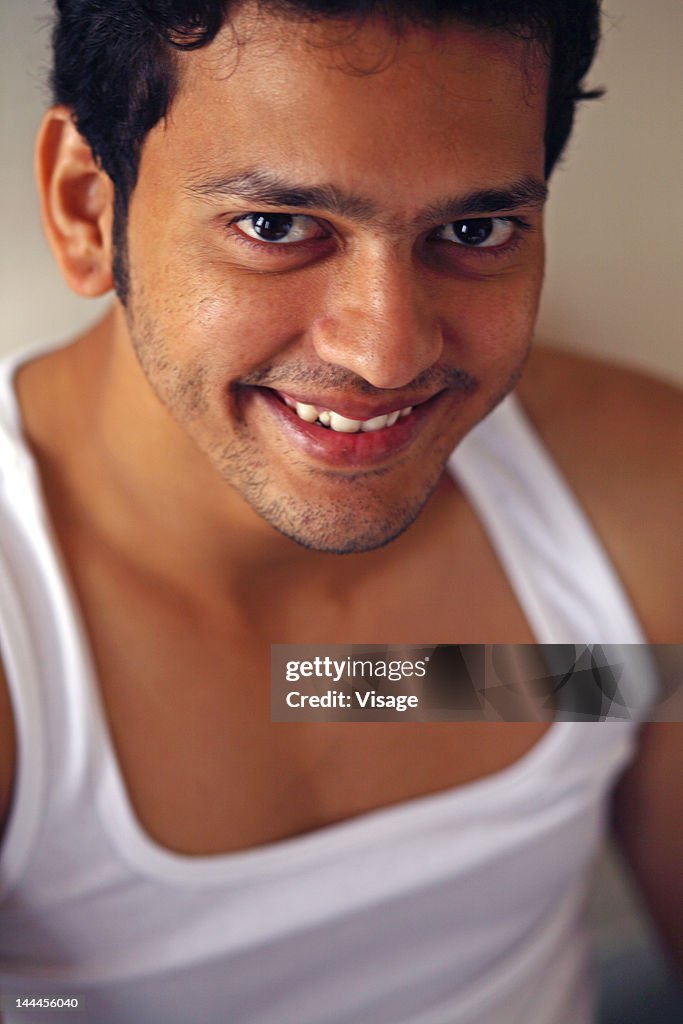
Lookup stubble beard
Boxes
[129,307,450,552]
[123,281,529,556]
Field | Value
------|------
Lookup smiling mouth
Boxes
[247,384,466,470]
[279,394,414,434]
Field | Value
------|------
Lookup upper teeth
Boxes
[283,397,413,433]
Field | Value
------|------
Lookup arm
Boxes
[610,722,683,976]
[0,657,16,845]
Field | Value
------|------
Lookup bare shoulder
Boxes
[518,345,683,466]
[517,345,683,642]
[0,655,16,843]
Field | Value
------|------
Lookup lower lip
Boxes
[249,388,448,469]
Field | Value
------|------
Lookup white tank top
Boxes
[0,342,658,1024]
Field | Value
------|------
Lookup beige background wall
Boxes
[1,0,682,383]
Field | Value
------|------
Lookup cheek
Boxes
[141,263,315,382]
[442,269,544,368]
[127,194,312,376]
[189,283,312,373]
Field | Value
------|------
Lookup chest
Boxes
[94,648,551,856]
[60,510,552,857]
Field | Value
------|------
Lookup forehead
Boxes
[145,9,548,208]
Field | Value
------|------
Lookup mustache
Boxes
[238,364,478,397]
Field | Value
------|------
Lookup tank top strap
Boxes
[449,393,649,646]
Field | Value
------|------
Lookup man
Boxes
[0,1,681,1022]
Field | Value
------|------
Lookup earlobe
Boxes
[35,106,115,298]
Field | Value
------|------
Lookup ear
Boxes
[35,106,115,298]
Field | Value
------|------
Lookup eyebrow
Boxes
[419,178,548,226]
[186,169,548,226]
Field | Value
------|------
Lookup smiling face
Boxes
[120,9,548,553]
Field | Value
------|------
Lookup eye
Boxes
[436,217,517,249]
[232,213,323,245]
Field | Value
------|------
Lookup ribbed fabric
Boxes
[0,342,656,1024]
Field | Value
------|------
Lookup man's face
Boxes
[122,10,547,553]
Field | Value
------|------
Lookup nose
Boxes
[310,249,444,390]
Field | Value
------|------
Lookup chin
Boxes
[271,507,424,555]
[249,477,440,555]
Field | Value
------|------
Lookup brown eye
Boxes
[234,213,322,244]
[437,217,516,248]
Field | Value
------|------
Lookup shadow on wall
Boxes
[589,841,683,1024]
[598,942,683,1023]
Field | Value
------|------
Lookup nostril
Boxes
[310,311,443,392]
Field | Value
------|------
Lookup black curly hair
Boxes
[50,1,603,300]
